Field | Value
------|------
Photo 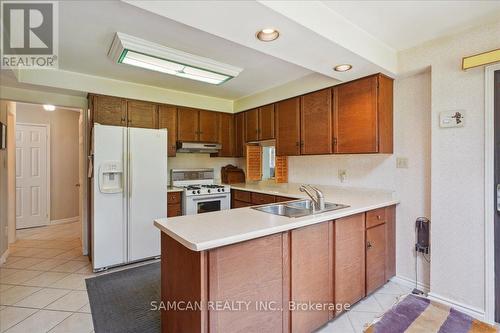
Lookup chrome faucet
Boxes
[299,184,325,211]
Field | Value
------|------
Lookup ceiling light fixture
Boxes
[43,104,56,111]
[108,33,243,85]
[256,28,280,42]
[333,64,353,72]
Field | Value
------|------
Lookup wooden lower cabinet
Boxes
[232,200,253,208]
[366,223,386,295]
[334,213,366,311]
[385,205,396,279]
[167,192,182,217]
[290,222,333,333]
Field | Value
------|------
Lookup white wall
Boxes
[168,154,242,184]
[398,21,500,315]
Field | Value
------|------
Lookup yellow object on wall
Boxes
[462,48,500,70]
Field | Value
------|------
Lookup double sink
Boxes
[252,199,349,218]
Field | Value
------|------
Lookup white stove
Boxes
[171,169,231,215]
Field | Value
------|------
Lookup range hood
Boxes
[176,141,222,153]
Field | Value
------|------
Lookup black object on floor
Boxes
[86,262,161,333]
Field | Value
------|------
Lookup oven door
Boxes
[184,194,230,215]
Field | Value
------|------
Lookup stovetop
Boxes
[182,183,230,196]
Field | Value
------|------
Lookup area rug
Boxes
[365,294,498,333]
[85,262,161,333]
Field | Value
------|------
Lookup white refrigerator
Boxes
[91,124,167,271]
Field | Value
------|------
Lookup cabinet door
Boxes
[93,95,127,126]
[366,224,386,295]
[199,110,219,143]
[177,107,199,142]
[234,112,246,157]
[334,76,378,153]
[245,109,259,142]
[217,113,234,157]
[259,104,275,140]
[290,222,333,333]
[300,88,333,155]
[127,100,158,129]
[385,205,396,280]
[158,105,177,157]
[334,213,365,311]
[275,97,300,156]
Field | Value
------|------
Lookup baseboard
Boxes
[50,216,80,225]
[391,275,430,293]
[427,292,487,322]
[0,248,9,265]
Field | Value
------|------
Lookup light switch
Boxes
[396,157,408,169]
[440,110,465,128]
[338,169,347,182]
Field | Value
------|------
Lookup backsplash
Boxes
[168,153,242,184]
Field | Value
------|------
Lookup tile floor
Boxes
[1,222,413,333]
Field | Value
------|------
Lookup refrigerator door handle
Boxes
[129,152,132,198]
[497,184,500,212]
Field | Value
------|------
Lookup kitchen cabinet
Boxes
[275,196,295,203]
[290,222,333,332]
[275,97,301,156]
[251,192,275,205]
[91,95,127,126]
[334,213,366,312]
[366,223,386,295]
[385,205,396,280]
[167,192,182,217]
[232,200,253,208]
[244,104,275,142]
[300,88,333,155]
[333,74,393,153]
[158,105,178,157]
[177,108,219,143]
[234,112,246,157]
[127,100,158,129]
[214,113,234,157]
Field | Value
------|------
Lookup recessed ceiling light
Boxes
[43,104,56,111]
[108,33,243,85]
[256,28,280,42]
[334,64,353,72]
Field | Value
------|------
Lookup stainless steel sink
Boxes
[252,199,349,218]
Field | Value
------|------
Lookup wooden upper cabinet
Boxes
[334,74,393,153]
[177,107,199,142]
[366,223,387,295]
[92,95,127,126]
[275,97,301,156]
[158,105,178,157]
[127,100,158,129]
[300,88,333,155]
[217,113,234,157]
[198,110,219,143]
[334,213,366,311]
[234,112,246,157]
[259,104,275,140]
[245,109,259,142]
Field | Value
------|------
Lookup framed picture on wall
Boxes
[0,121,6,150]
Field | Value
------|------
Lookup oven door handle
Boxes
[192,195,228,201]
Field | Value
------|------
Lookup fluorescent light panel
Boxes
[109,33,243,85]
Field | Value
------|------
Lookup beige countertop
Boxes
[167,186,183,193]
[155,183,398,252]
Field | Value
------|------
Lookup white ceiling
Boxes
[322,1,500,51]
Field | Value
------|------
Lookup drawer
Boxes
[167,204,182,217]
[275,196,295,203]
[232,200,253,209]
[251,192,276,205]
[232,189,251,203]
[366,208,386,228]
[167,192,181,204]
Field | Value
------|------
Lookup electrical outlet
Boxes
[338,169,347,182]
[396,157,408,169]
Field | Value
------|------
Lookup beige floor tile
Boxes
[1,257,24,267]
[45,290,89,312]
[376,281,408,295]
[0,306,38,332]
[14,288,71,309]
[29,259,69,271]
[4,309,71,333]
[75,264,93,275]
[49,274,91,290]
[0,269,21,279]
[19,272,70,288]
[31,249,68,259]
[347,311,380,332]
[0,285,14,292]
[316,312,355,333]
[0,269,43,285]
[2,258,47,270]
[9,248,40,257]
[53,250,83,260]
[48,312,93,333]
[77,303,91,313]
[373,292,401,310]
[0,286,41,305]
[50,261,89,273]
[350,295,384,314]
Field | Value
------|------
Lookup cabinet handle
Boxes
[367,241,373,250]
[333,138,338,145]
[300,141,304,147]
[377,215,381,220]
[296,142,300,147]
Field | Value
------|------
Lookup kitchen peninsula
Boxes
[154,184,398,333]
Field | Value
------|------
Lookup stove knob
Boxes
[218,188,221,192]
[197,190,201,194]
[192,190,196,195]
[207,189,211,193]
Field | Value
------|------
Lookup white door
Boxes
[16,124,49,229]
[127,127,167,262]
